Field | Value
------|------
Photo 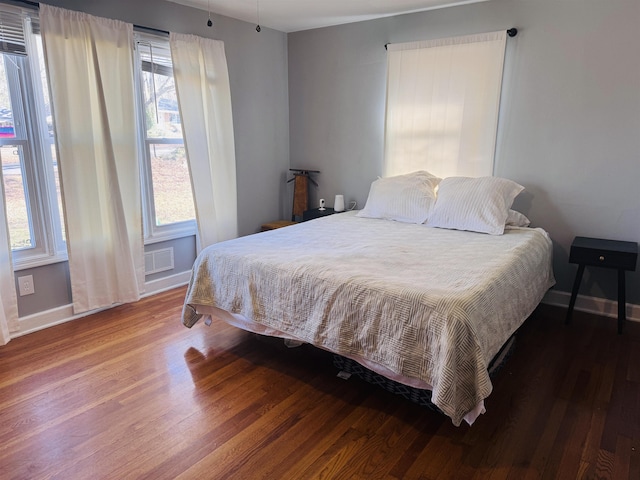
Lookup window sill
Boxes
[11,229,197,270]
[144,227,197,246]
[13,251,69,271]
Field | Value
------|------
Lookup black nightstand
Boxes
[565,236,638,333]
[303,207,337,221]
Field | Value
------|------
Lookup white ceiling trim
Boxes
[165,0,492,33]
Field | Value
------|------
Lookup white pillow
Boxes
[506,209,530,227]
[356,171,441,224]
[426,176,524,235]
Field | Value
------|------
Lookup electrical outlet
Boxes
[18,275,35,296]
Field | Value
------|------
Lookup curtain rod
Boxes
[384,27,518,50]
[4,0,170,36]
[133,24,169,36]
[2,0,38,8]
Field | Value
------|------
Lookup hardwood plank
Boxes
[595,448,616,479]
[386,414,443,479]
[227,386,361,479]
[612,435,632,479]
[1,289,639,479]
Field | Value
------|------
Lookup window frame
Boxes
[134,33,196,244]
[1,13,67,269]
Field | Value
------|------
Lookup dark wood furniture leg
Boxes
[565,264,585,325]
[618,269,625,334]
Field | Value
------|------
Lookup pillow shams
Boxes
[356,171,441,224]
[426,176,524,235]
[506,209,530,227]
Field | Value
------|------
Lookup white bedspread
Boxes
[182,212,555,426]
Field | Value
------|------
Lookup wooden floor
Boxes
[1,287,639,479]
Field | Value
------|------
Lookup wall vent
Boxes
[145,247,174,275]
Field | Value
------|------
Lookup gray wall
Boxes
[14,0,290,317]
[288,0,640,304]
[14,0,640,317]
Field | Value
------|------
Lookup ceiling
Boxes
[166,0,491,33]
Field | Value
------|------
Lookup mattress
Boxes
[182,211,555,425]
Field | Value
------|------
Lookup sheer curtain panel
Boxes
[40,5,144,314]
[384,31,507,179]
[0,175,18,345]
[170,33,238,251]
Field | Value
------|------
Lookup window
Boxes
[0,7,65,267]
[135,34,196,242]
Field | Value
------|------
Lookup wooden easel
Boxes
[288,169,319,221]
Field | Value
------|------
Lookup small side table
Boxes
[565,236,638,333]
[260,220,297,232]
[303,207,336,221]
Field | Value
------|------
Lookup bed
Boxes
[181,173,555,426]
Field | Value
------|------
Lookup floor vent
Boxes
[145,247,174,275]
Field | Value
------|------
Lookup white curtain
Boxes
[170,33,237,251]
[0,173,19,345]
[40,5,144,314]
[384,31,507,179]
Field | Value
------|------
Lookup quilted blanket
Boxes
[182,212,555,425]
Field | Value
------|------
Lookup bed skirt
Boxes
[332,336,516,414]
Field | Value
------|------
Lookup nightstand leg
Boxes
[565,264,585,325]
[618,269,625,334]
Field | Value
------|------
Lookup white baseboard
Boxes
[543,290,640,323]
[12,270,191,339]
[143,270,191,297]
